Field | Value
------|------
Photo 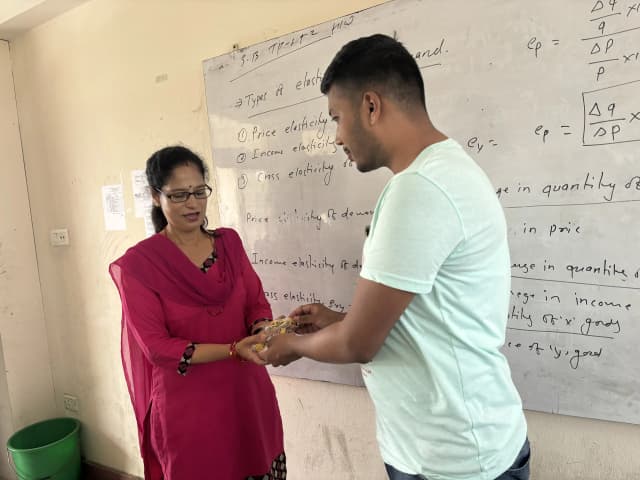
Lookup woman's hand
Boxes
[235,333,269,365]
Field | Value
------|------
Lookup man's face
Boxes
[327,85,387,173]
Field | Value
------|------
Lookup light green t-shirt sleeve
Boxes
[360,171,465,294]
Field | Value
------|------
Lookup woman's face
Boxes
[153,163,209,233]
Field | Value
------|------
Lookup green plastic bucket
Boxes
[6,417,81,480]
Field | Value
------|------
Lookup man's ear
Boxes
[362,91,382,125]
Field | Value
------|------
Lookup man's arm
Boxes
[264,277,414,365]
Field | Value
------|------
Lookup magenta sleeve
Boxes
[112,264,194,371]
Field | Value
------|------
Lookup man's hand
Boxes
[290,303,345,334]
[258,333,301,367]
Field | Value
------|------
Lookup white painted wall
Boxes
[0,335,13,480]
[5,1,640,479]
[0,0,47,23]
[0,39,56,478]
[0,0,91,40]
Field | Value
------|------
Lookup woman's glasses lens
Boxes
[159,186,212,203]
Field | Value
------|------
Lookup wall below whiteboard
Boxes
[274,375,640,480]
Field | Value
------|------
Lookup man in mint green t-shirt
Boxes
[259,34,530,480]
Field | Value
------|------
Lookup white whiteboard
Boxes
[204,0,640,424]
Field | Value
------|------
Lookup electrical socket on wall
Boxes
[50,229,70,246]
[63,393,79,413]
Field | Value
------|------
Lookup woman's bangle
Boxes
[229,341,240,360]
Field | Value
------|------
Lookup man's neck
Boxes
[388,121,447,174]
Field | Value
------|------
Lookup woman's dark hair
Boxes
[146,145,209,233]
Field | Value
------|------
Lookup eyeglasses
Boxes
[154,185,213,203]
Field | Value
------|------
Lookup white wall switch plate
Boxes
[50,229,69,246]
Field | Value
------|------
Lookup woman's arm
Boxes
[113,266,265,374]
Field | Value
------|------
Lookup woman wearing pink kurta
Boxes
[110,146,285,479]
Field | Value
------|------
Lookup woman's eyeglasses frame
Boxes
[153,185,213,203]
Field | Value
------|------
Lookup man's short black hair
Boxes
[320,34,426,110]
